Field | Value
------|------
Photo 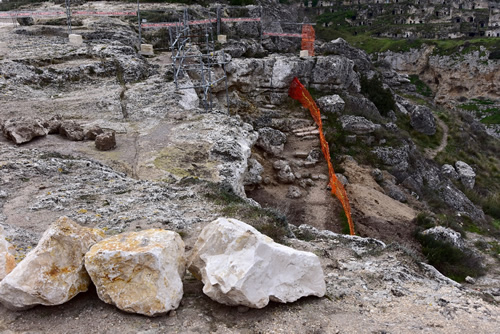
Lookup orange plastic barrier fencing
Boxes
[288,77,355,235]
[301,24,315,57]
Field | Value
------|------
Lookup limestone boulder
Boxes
[0,227,16,281]
[84,125,104,140]
[188,218,326,309]
[256,127,287,157]
[0,217,104,310]
[1,117,48,144]
[95,131,116,151]
[410,105,436,135]
[455,161,476,189]
[421,226,465,250]
[442,164,459,180]
[41,115,62,134]
[59,120,85,141]
[316,95,345,115]
[277,164,295,184]
[340,115,378,135]
[85,229,185,317]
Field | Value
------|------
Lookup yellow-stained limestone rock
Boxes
[0,217,104,310]
[0,227,16,281]
[85,229,185,317]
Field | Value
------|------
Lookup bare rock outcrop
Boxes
[0,217,104,310]
[85,229,185,317]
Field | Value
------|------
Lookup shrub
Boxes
[360,74,396,116]
[416,233,485,282]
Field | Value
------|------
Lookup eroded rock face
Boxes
[0,227,16,281]
[0,217,104,310]
[244,158,264,186]
[1,118,48,144]
[410,105,436,135]
[85,229,185,317]
[188,218,326,309]
[455,161,476,189]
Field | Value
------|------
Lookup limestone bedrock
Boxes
[85,229,185,317]
[0,217,104,310]
[188,218,326,309]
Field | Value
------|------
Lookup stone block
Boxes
[140,44,154,56]
[300,50,309,58]
[217,35,227,44]
[68,34,83,46]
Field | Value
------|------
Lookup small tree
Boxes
[360,74,396,116]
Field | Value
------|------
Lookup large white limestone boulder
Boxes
[85,229,185,317]
[0,227,16,281]
[0,217,104,310]
[188,218,326,309]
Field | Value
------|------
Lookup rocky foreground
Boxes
[0,1,499,333]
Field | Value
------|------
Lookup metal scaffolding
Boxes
[169,9,230,113]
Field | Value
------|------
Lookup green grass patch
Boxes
[459,103,480,111]
[480,109,500,125]
[409,75,433,97]
[204,183,290,243]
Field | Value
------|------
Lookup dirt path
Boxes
[425,118,448,159]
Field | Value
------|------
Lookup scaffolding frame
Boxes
[169,8,230,113]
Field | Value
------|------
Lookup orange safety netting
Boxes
[301,24,315,57]
[288,77,355,235]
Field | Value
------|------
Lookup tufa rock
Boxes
[85,229,185,317]
[421,226,465,250]
[95,131,116,151]
[410,105,436,136]
[0,227,16,281]
[59,120,85,141]
[256,127,286,157]
[0,217,104,310]
[455,161,476,189]
[188,218,326,309]
[2,117,48,144]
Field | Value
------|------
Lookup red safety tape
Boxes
[263,32,302,38]
[72,11,137,16]
[141,19,217,29]
[221,17,261,22]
